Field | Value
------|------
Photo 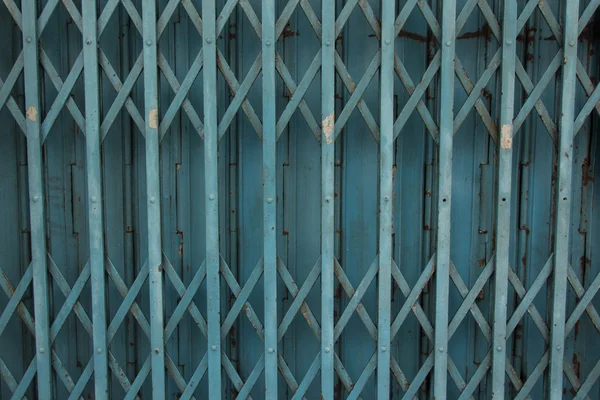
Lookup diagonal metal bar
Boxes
[217,49,262,141]
[39,51,85,140]
[275,51,321,141]
[157,51,204,141]
[453,51,500,140]
[333,50,381,142]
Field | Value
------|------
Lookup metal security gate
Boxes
[0,0,599,398]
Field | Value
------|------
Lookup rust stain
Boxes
[323,113,334,144]
[149,108,158,129]
[26,106,37,122]
[501,124,512,149]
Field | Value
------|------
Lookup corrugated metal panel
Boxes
[0,0,598,398]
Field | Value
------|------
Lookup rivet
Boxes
[206,37,213,44]
[569,40,575,47]
[26,36,32,43]
[496,346,502,352]
[325,40,331,46]
[268,348,274,353]
[385,39,391,45]
[39,347,45,353]
[209,194,215,201]
[267,197,273,204]
[445,41,451,47]
[91,196,97,203]
[211,345,217,351]
[86,38,92,45]
[146,39,152,46]
[154,348,159,354]
[506,40,513,46]
[439,347,444,352]
[150,196,155,204]
[324,346,331,353]
[97,348,102,354]
[381,346,387,352]
[32,196,39,203]
[556,345,561,350]
[265,39,272,46]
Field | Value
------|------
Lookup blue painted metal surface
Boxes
[0,0,600,399]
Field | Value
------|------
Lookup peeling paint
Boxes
[26,106,37,122]
[500,124,512,149]
[149,108,158,129]
[323,113,334,144]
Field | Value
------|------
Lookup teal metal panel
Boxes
[1,0,600,399]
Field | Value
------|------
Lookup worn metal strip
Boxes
[82,0,108,396]
[141,0,166,396]
[434,0,456,396]
[377,0,394,397]
[491,0,517,397]
[321,0,335,397]
[262,0,278,396]
[202,0,222,397]
[21,0,52,396]
[549,1,579,398]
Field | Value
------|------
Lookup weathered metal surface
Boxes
[0,0,599,399]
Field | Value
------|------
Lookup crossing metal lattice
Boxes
[0,0,598,399]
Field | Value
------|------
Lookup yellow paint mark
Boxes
[501,124,512,149]
[26,106,37,122]
[149,108,158,129]
[322,113,334,144]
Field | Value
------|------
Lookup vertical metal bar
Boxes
[491,0,517,397]
[549,1,579,398]
[433,0,456,397]
[262,0,278,397]
[22,0,52,397]
[321,0,335,397]
[142,0,166,396]
[82,0,109,396]
[202,0,222,397]
[377,0,395,398]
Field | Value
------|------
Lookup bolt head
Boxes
[32,196,39,203]
[211,345,217,351]
[209,194,215,201]
[267,197,273,204]
[26,36,32,43]
[86,39,92,45]
[268,348,274,353]
[91,196,97,203]
[149,196,156,204]
[206,37,213,44]
[439,347,444,352]
[496,346,502,352]
[445,41,451,47]
[146,40,152,46]
[385,39,391,45]
[265,39,272,46]
[97,348,102,354]
[381,346,387,352]
[324,346,331,353]
[325,40,331,46]
[556,345,562,350]
[569,40,575,47]
[39,347,45,353]
[506,40,513,46]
